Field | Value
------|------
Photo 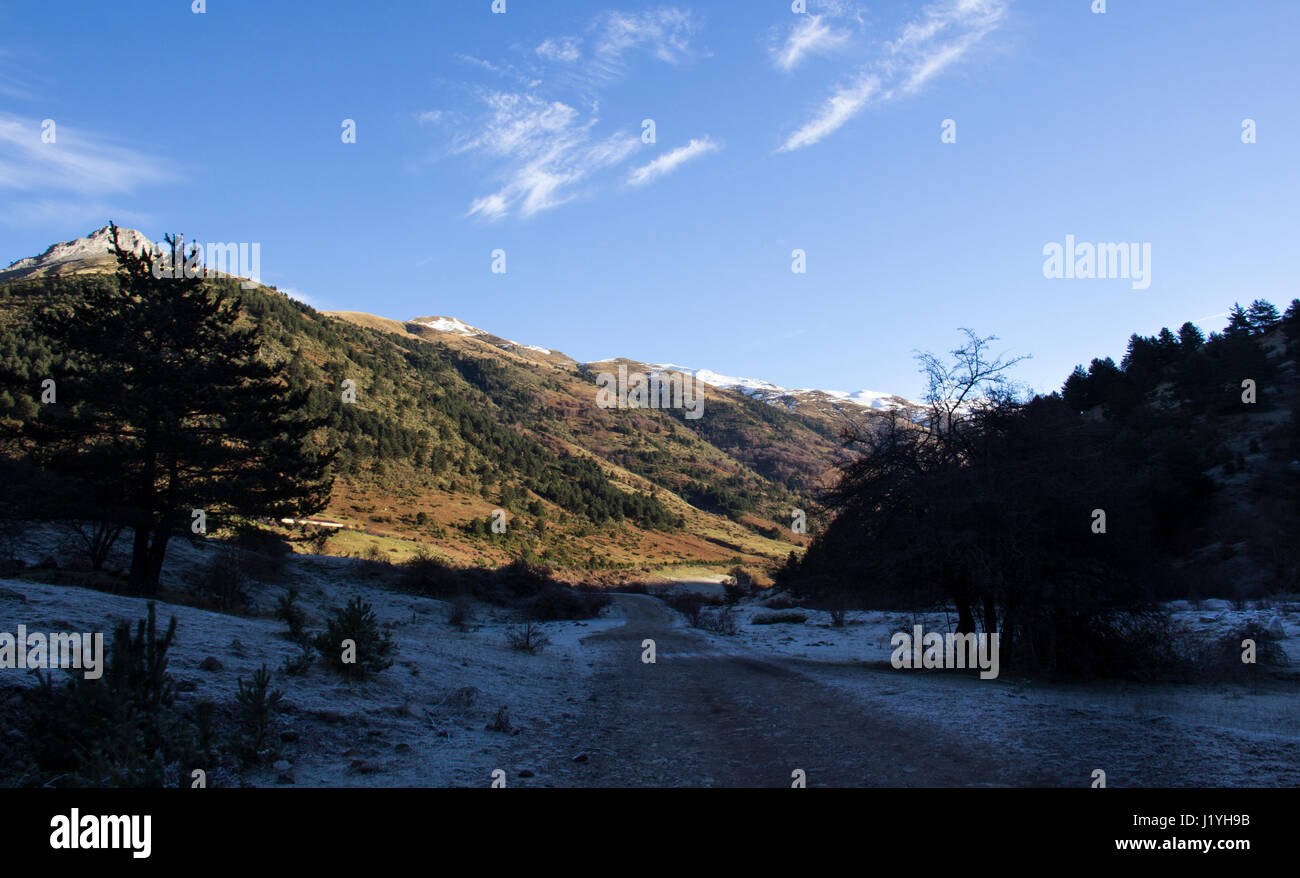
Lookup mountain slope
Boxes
[0,226,901,579]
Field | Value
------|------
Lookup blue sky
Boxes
[1,0,1297,400]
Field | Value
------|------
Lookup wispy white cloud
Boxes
[0,112,175,193]
[779,75,880,152]
[456,92,638,220]
[773,14,852,72]
[886,0,1008,94]
[0,112,174,226]
[628,136,719,187]
[446,7,700,220]
[539,7,697,89]
[536,37,582,64]
[455,54,542,90]
[594,8,694,65]
[779,0,1008,151]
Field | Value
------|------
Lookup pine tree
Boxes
[1224,303,1251,338]
[1177,321,1204,350]
[30,224,335,593]
[1061,365,1091,412]
[1283,299,1300,343]
[1246,298,1281,334]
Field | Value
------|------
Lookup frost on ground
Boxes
[1,524,1297,787]
[701,601,1300,786]
[0,526,622,788]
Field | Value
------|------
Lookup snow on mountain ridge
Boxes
[649,363,906,410]
[413,316,483,336]
[412,316,553,355]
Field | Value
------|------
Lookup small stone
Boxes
[518,769,535,778]
[198,657,223,672]
[273,759,292,772]
[572,753,588,763]
[280,730,300,743]
[276,772,294,785]
[395,742,411,753]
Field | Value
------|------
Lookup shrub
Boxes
[65,519,124,571]
[401,550,460,596]
[307,529,331,553]
[505,622,550,654]
[699,606,738,635]
[663,592,710,626]
[313,596,395,679]
[15,602,200,787]
[1003,605,1185,680]
[281,642,314,676]
[447,597,474,630]
[496,559,555,598]
[725,566,754,604]
[195,549,250,612]
[1193,623,1290,681]
[485,705,512,733]
[529,584,610,621]
[233,527,292,581]
[194,699,218,764]
[274,587,308,642]
[235,664,284,762]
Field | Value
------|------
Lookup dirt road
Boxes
[508,595,1021,787]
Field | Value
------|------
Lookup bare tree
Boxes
[913,328,1031,448]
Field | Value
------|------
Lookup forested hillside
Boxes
[0,263,848,577]
[782,300,1300,676]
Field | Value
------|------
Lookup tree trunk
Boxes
[982,595,998,634]
[955,600,975,635]
[129,514,153,593]
[145,527,170,590]
[130,432,159,593]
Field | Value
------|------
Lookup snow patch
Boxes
[414,316,484,336]
[649,363,905,410]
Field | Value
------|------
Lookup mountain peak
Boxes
[411,316,485,337]
[0,225,155,282]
